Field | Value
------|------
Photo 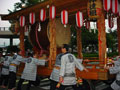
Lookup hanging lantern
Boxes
[87,0,102,19]
[61,10,68,27]
[40,9,46,22]
[112,0,119,14]
[29,12,35,24]
[85,21,90,30]
[108,14,114,28]
[19,16,25,27]
[49,5,56,19]
[103,0,112,11]
[76,11,84,28]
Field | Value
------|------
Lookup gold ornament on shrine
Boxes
[87,0,102,19]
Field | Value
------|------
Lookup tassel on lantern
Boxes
[29,25,31,32]
[89,27,92,33]
[94,22,96,34]
[38,23,41,32]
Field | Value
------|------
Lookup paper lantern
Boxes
[103,0,112,11]
[49,5,56,19]
[19,16,25,27]
[29,12,35,24]
[40,9,46,22]
[61,10,68,25]
[112,0,119,14]
[76,11,84,28]
[108,15,114,28]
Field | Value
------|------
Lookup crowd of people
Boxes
[0,44,119,90]
[0,50,47,90]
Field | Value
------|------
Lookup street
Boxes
[0,78,111,90]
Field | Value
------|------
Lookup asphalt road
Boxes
[0,78,112,90]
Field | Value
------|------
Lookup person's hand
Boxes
[59,76,63,83]
[84,68,89,72]
[104,65,110,69]
[111,60,114,63]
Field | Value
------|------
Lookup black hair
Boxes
[28,53,33,57]
[62,44,69,51]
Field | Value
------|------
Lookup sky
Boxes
[0,0,20,47]
[0,0,117,47]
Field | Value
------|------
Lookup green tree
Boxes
[106,29,117,52]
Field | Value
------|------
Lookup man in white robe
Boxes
[59,44,88,90]
[17,53,47,90]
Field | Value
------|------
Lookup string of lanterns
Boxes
[18,0,120,31]
[19,5,84,29]
[103,0,120,29]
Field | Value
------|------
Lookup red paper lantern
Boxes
[108,15,114,28]
[103,0,112,11]
[40,9,46,22]
[61,10,68,25]
[29,12,35,24]
[85,21,90,30]
[19,16,25,27]
[112,0,119,14]
[76,11,84,28]
[49,5,56,19]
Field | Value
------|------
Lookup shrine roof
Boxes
[1,0,88,22]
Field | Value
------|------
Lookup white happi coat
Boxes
[50,53,83,82]
[50,53,64,82]
[21,57,46,81]
[1,56,12,75]
[59,53,84,85]
[9,55,24,73]
[109,60,120,90]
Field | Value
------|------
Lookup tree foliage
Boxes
[8,0,42,13]
[70,26,117,53]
